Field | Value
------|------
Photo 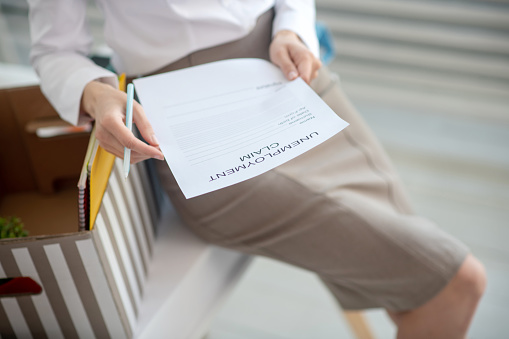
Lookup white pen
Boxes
[123,83,134,180]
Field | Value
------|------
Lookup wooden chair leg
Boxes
[343,311,376,339]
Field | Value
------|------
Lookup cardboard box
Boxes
[0,86,157,338]
[0,162,160,338]
[0,84,252,339]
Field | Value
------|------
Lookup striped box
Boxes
[0,160,159,339]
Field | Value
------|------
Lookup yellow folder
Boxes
[88,74,126,229]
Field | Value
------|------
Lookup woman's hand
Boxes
[81,81,164,164]
[269,30,322,84]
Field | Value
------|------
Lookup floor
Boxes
[1,2,508,338]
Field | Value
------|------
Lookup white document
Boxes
[133,58,349,198]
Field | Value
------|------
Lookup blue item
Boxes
[316,22,335,65]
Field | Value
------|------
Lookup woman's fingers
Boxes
[269,30,322,84]
[296,54,313,83]
[95,127,160,164]
[133,100,159,146]
[116,123,163,159]
[82,80,164,162]
[290,45,321,84]
[131,153,154,164]
[97,96,163,159]
[270,41,299,80]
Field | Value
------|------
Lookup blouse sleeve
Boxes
[27,0,118,126]
[272,0,320,58]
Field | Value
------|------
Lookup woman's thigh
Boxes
[155,68,469,311]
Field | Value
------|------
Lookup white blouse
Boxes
[27,0,319,125]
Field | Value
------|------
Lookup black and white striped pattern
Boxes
[0,160,158,338]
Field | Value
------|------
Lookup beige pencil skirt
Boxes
[149,9,469,312]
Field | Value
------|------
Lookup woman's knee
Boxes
[388,254,486,320]
[453,254,487,300]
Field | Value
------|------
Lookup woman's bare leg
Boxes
[387,254,486,339]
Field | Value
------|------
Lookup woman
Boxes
[28,1,486,337]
